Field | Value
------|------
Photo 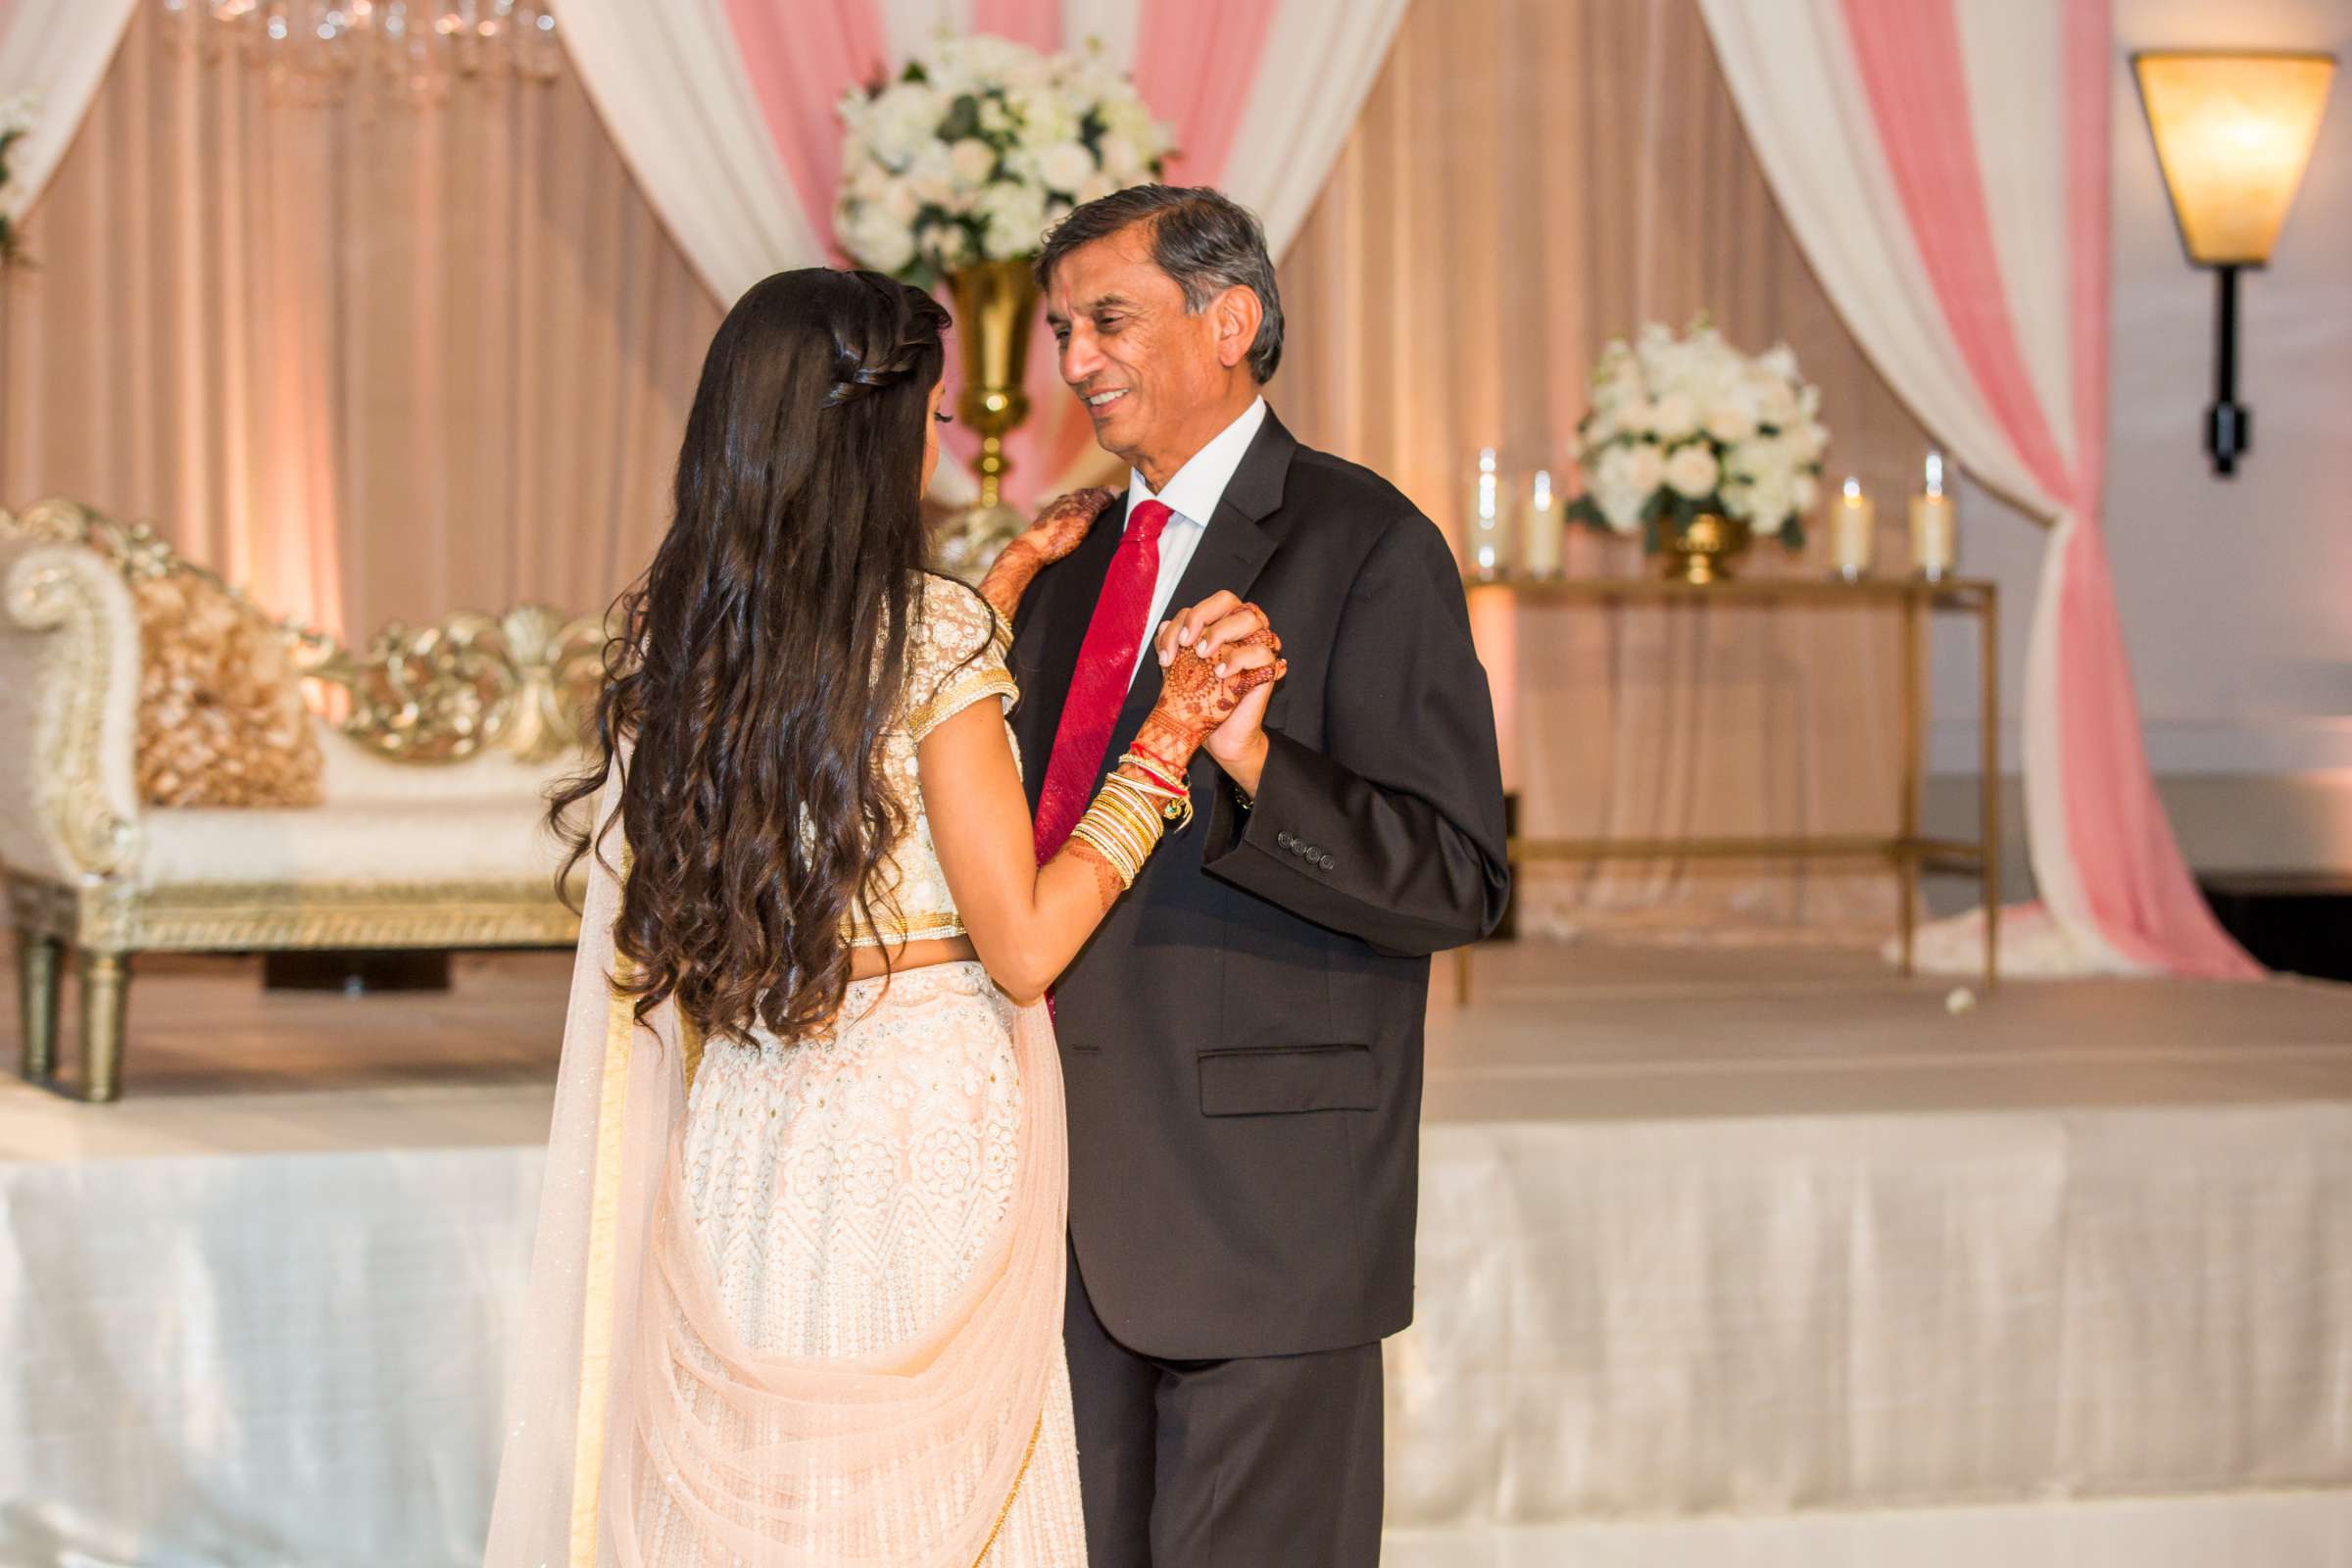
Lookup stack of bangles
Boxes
[1068,747,1194,890]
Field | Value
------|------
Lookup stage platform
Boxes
[5,944,2352,1565]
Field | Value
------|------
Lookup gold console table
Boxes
[1460,574,2000,995]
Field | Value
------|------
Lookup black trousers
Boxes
[1063,1246,1385,1567]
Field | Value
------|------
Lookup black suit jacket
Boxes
[1011,412,1509,1360]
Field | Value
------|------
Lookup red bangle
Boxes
[1121,754,1185,795]
[1131,738,1185,779]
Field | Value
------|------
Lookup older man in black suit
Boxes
[1011,184,1509,1567]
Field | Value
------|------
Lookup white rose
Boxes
[1615,398,1655,436]
[867,82,945,171]
[960,36,1040,89]
[1757,379,1798,429]
[1013,88,1080,148]
[1594,483,1645,535]
[978,95,1014,136]
[1703,403,1758,444]
[921,217,975,270]
[1037,140,1098,194]
[1100,95,1159,150]
[1746,471,1796,532]
[1650,393,1699,441]
[1786,420,1828,465]
[1097,133,1145,181]
[1622,442,1665,496]
[1791,473,1821,512]
[949,138,996,188]
[845,205,916,272]
[980,182,1050,260]
[1663,444,1720,499]
[1731,434,1791,486]
[876,176,919,224]
[1759,343,1800,383]
[1077,171,1118,205]
[905,142,957,207]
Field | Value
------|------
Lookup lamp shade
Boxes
[2133,51,2336,267]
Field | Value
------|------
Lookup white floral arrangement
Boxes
[0,91,38,267]
[834,36,1175,284]
[1568,319,1828,551]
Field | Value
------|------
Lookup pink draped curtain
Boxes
[1837,0,2254,978]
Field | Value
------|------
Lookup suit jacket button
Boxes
[1277,830,1295,849]
[1318,853,1335,869]
[1298,842,1316,857]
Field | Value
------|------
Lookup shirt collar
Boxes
[1125,396,1270,530]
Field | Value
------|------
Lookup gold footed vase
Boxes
[938,260,1039,574]
[1662,511,1750,584]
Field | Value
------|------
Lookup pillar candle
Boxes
[1830,475,1874,580]
[1910,451,1955,578]
[1521,468,1563,578]
[1466,447,1507,580]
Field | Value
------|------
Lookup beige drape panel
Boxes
[0,5,721,640]
[1274,0,1936,941]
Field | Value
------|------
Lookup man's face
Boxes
[1044,224,1230,466]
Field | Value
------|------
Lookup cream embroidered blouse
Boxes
[846,574,1020,949]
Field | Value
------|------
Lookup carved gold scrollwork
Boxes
[301,603,611,763]
[4,497,611,768]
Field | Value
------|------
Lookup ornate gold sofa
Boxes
[1,500,602,1101]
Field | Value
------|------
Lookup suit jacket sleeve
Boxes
[1201,509,1510,957]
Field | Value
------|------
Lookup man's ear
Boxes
[1212,285,1264,373]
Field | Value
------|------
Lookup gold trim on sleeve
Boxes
[906,668,1018,745]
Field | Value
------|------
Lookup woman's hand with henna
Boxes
[1016,487,1118,564]
[977,487,1119,620]
[1146,634,1286,753]
[1152,592,1283,798]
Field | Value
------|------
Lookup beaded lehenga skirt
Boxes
[633,961,1085,1565]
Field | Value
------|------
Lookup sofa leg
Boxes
[80,952,129,1103]
[17,932,63,1081]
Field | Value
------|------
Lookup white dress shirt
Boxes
[1119,395,1270,689]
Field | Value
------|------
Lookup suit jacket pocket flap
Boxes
[1198,1045,1379,1116]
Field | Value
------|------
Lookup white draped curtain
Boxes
[0,0,140,219]
[1696,0,2257,980]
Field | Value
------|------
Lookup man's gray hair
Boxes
[1035,185,1285,384]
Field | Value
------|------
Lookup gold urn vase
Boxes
[945,259,1040,538]
[1661,511,1751,584]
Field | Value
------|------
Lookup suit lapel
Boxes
[1093,415,1297,783]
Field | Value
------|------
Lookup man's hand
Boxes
[1156,591,1282,800]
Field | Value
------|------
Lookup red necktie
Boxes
[1035,500,1171,863]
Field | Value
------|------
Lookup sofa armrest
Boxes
[0,527,144,882]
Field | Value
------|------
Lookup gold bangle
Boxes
[1069,819,1139,888]
[1097,795,1157,866]
[1104,792,1162,865]
[1104,769,1191,834]
[1076,786,1159,879]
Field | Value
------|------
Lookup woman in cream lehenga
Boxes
[482,269,1281,1566]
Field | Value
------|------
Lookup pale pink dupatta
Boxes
[484,764,1070,1566]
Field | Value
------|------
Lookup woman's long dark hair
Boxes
[550,268,954,1045]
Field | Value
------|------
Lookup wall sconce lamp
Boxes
[2132,50,2335,476]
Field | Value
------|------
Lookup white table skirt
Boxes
[6,1094,2352,1562]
